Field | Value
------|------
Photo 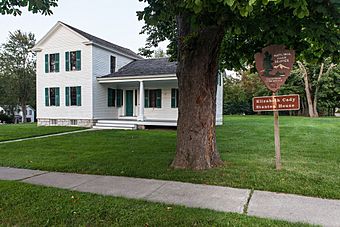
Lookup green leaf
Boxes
[224,0,235,7]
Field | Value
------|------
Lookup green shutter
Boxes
[144,90,149,108]
[76,50,81,70]
[45,88,49,106]
[117,89,123,107]
[55,53,60,72]
[76,86,81,106]
[65,52,70,71]
[45,54,49,73]
[65,87,70,106]
[156,89,162,108]
[171,89,176,108]
[108,88,113,107]
[55,87,60,106]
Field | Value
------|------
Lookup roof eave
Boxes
[97,74,177,83]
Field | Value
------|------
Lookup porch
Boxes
[95,74,179,124]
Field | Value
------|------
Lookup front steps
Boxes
[92,119,177,130]
[93,120,137,130]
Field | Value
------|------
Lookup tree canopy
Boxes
[0,30,36,122]
[139,0,339,68]
[0,0,58,16]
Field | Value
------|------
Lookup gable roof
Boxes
[100,58,177,78]
[33,21,142,60]
[60,22,143,60]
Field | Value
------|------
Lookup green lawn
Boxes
[0,116,339,199]
[0,180,310,226]
[0,123,84,141]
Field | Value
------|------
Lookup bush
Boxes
[0,113,14,123]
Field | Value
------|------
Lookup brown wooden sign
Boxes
[255,45,295,92]
[253,94,300,112]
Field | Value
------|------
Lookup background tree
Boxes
[138,0,338,170]
[223,71,268,115]
[0,30,36,122]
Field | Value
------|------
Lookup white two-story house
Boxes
[32,21,223,129]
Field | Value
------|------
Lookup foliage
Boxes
[1,116,340,199]
[311,62,340,115]
[223,71,269,115]
[0,30,36,121]
[0,0,58,16]
[138,0,338,69]
[0,113,13,123]
[138,47,168,58]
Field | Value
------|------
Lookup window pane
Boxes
[70,87,77,106]
[50,88,56,106]
[70,51,77,71]
[149,90,156,108]
[110,56,116,73]
[49,54,55,72]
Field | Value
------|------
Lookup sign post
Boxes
[273,92,281,170]
[254,45,296,170]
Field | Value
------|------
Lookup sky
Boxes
[0,0,168,53]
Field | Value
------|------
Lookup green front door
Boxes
[125,90,133,116]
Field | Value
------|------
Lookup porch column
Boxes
[137,80,145,121]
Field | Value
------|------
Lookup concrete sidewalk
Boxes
[1,167,339,226]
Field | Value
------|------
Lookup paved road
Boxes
[1,167,339,226]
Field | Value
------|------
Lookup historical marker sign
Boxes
[255,45,295,92]
[253,94,300,112]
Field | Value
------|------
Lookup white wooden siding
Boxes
[36,25,93,120]
[92,46,134,119]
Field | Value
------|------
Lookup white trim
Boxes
[97,74,177,83]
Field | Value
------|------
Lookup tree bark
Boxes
[312,63,324,117]
[171,14,224,170]
[297,61,316,118]
[21,103,27,123]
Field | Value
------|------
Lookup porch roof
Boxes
[99,58,177,78]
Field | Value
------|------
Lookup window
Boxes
[50,119,57,125]
[108,89,123,107]
[110,56,116,73]
[29,110,32,115]
[65,86,81,106]
[135,89,138,106]
[145,89,161,108]
[117,89,123,107]
[108,88,116,107]
[70,120,78,126]
[171,89,179,108]
[65,50,81,71]
[45,53,60,73]
[45,87,60,106]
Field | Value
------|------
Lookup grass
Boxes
[0,123,84,141]
[0,180,311,226]
[0,116,339,199]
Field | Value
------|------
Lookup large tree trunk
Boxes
[171,14,224,170]
[297,61,317,118]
